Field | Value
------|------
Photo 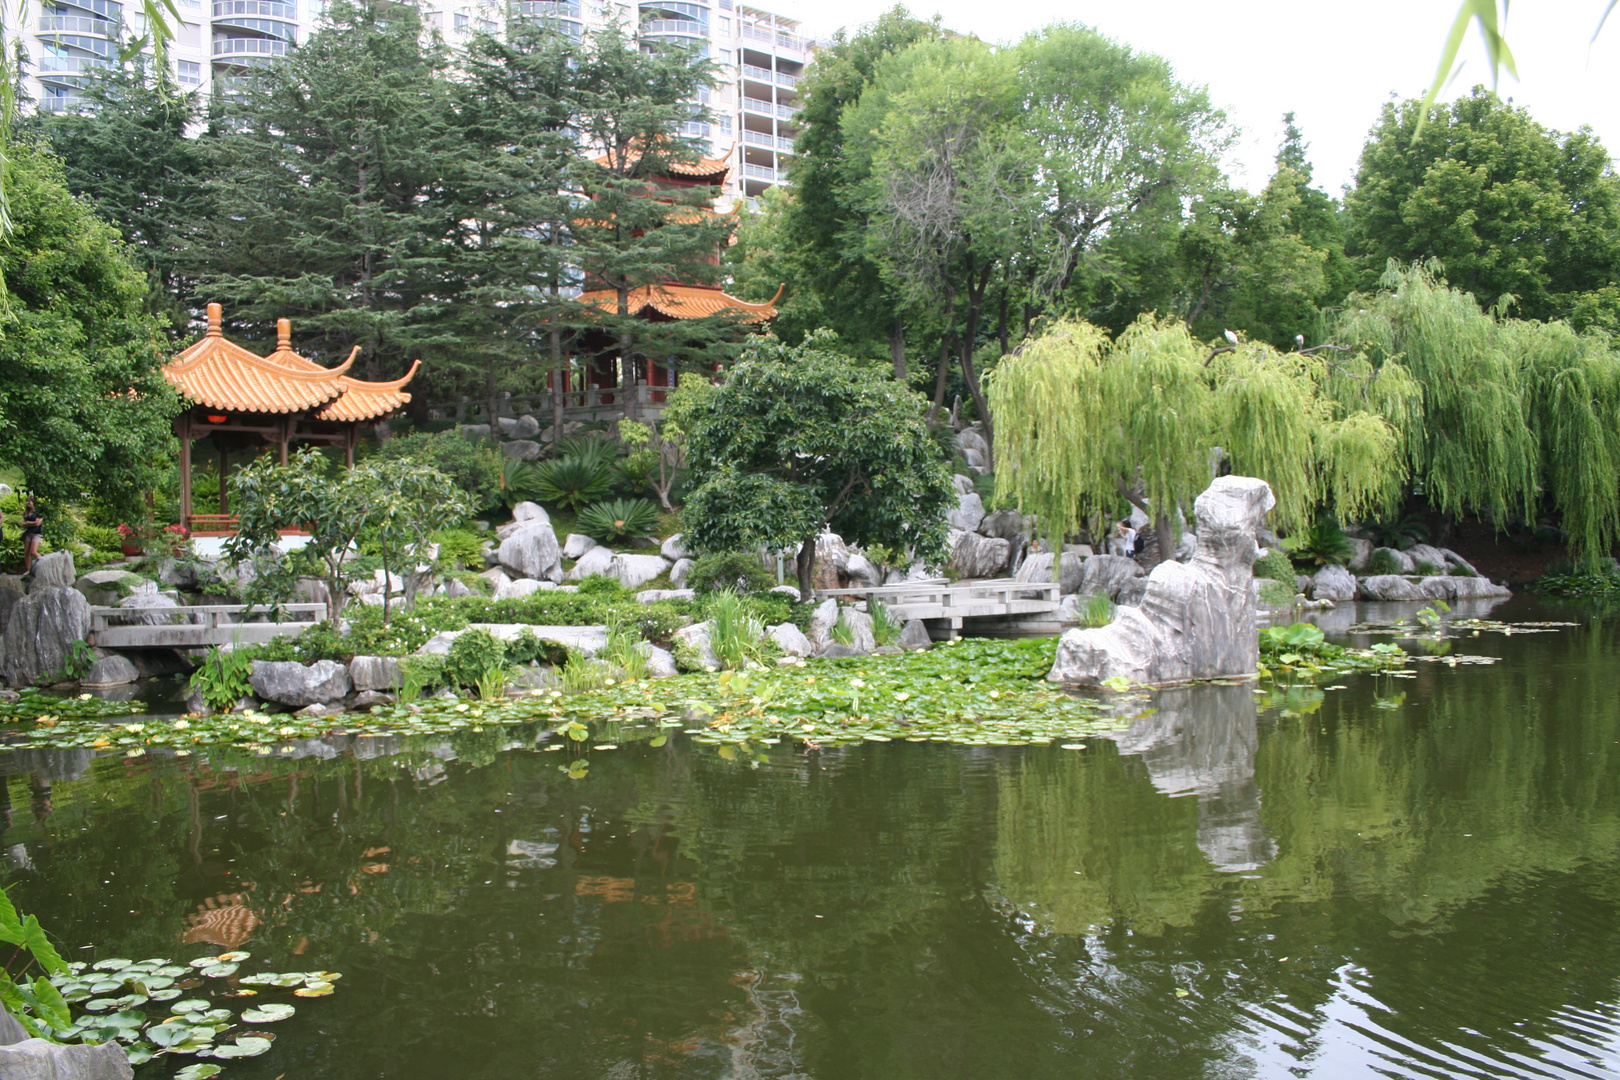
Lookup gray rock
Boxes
[637,588,695,603]
[416,624,609,658]
[297,702,336,718]
[978,509,1024,540]
[952,474,975,495]
[249,659,351,707]
[562,533,598,560]
[495,578,554,601]
[512,501,550,525]
[660,533,689,561]
[349,655,402,691]
[845,552,885,590]
[948,529,1011,578]
[480,566,511,593]
[80,655,138,688]
[771,584,804,597]
[811,532,852,590]
[459,423,492,439]
[1,587,92,687]
[1048,476,1274,687]
[816,643,863,659]
[295,577,331,610]
[1405,544,1450,573]
[1076,554,1143,599]
[947,492,986,533]
[767,622,814,656]
[353,690,395,708]
[1346,537,1373,571]
[1014,551,1086,595]
[873,645,903,655]
[1448,575,1511,599]
[1437,547,1479,574]
[612,553,669,590]
[1310,564,1358,601]
[498,522,563,582]
[671,621,719,670]
[510,414,541,439]
[73,570,148,607]
[566,545,616,580]
[670,557,695,589]
[0,1038,132,1080]
[839,608,876,653]
[637,641,679,678]
[26,551,76,593]
[956,426,990,458]
[1371,546,1416,574]
[808,598,840,649]
[1358,574,1425,601]
[962,446,989,473]
[501,439,542,460]
[0,584,23,636]
[446,577,479,599]
[1417,576,1455,600]
[899,619,932,650]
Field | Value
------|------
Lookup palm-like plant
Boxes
[535,457,614,511]
[577,497,660,544]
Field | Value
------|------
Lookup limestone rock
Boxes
[0,584,22,636]
[460,423,492,440]
[899,619,932,650]
[1448,575,1511,599]
[816,643,863,659]
[562,533,597,560]
[956,426,989,458]
[952,474,975,495]
[660,533,688,561]
[1,587,92,687]
[1357,574,1424,601]
[80,655,138,688]
[26,551,76,593]
[672,621,719,670]
[566,545,616,580]
[637,641,679,678]
[1048,476,1275,686]
[501,440,542,461]
[808,598,839,649]
[512,501,550,525]
[1310,564,1358,601]
[250,659,351,707]
[670,557,695,589]
[510,414,541,440]
[1015,551,1086,595]
[1405,544,1450,573]
[637,588,695,603]
[446,577,479,599]
[480,567,512,594]
[961,446,989,473]
[768,622,813,656]
[612,553,669,590]
[948,529,1011,579]
[978,509,1025,541]
[349,655,401,692]
[812,532,851,590]
[1371,546,1415,573]
[0,1038,133,1080]
[353,690,395,708]
[840,608,877,653]
[845,552,885,590]
[417,624,608,658]
[1346,537,1373,571]
[498,523,562,582]
[1438,547,1480,575]
[947,492,986,533]
[495,578,554,601]
[1076,554,1140,599]
[73,570,147,607]
[771,584,804,597]
[294,577,331,610]
[297,702,335,718]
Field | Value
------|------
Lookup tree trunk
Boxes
[889,315,907,382]
[550,327,565,444]
[485,366,499,432]
[618,318,638,424]
[926,333,953,426]
[958,338,993,469]
[796,534,817,603]
[1152,512,1174,569]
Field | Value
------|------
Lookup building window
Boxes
[177,59,201,84]
[453,11,468,30]
[717,116,731,134]
[718,15,729,33]
[477,16,496,31]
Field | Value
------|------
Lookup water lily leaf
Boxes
[199,1008,234,1023]
[170,999,211,1014]
[88,980,124,994]
[294,982,333,997]
[148,1022,208,1048]
[240,1004,295,1023]
[235,974,274,986]
[83,998,120,1012]
[211,1036,272,1059]
[174,1065,222,1080]
[154,966,188,978]
[199,963,238,979]
[125,1043,156,1065]
[92,959,133,971]
[149,988,182,1002]
[105,1010,146,1029]
[214,951,250,963]
[138,976,176,990]
[187,957,221,969]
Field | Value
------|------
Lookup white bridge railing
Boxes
[815,578,1061,631]
[88,604,326,649]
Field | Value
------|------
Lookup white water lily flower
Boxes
[454,703,469,712]
[173,720,190,730]
[77,693,92,701]
[125,723,145,733]
[849,679,865,689]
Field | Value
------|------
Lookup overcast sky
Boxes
[791,0,1620,195]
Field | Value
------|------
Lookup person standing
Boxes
[20,496,43,572]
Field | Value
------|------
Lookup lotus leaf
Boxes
[240,1003,295,1023]
[210,1036,272,1058]
[174,1065,222,1080]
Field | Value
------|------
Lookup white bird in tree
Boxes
[1223,329,1240,347]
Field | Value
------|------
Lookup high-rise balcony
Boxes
[515,0,581,17]
[37,54,112,86]
[48,0,123,21]
[741,129,793,152]
[212,35,289,58]
[212,0,294,18]
[641,17,705,35]
[37,14,117,36]
[211,15,294,37]
[37,94,89,111]
[739,23,808,52]
[741,96,797,120]
[742,162,780,181]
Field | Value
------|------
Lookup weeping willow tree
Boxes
[1334,263,1620,566]
[988,314,1414,556]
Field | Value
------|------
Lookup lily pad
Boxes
[170,999,212,1014]
[125,1044,156,1065]
[215,951,250,963]
[148,988,182,1002]
[198,963,238,979]
[240,1003,295,1023]
[174,1066,222,1080]
[294,981,334,997]
[91,959,133,972]
[82,998,120,1012]
[210,1036,272,1059]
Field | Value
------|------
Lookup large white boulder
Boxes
[672,621,719,670]
[349,655,402,691]
[250,659,351,707]
[612,554,669,590]
[1048,476,1274,686]
[637,641,679,678]
[767,622,814,656]
[1015,551,1087,595]
[1358,574,1425,601]
[1,587,92,687]
[844,552,885,590]
[839,608,876,653]
[660,533,689,561]
[512,501,550,525]
[948,529,1010,579]
[495,578,555,601]
[808,598,839,649]
[1077,554,1143,599]
[947,492,986,533]
[1370,546,1415,574]
[498,522,563,581]
[670,557,695,588]
[562,533,597,560]
[26,551,76,593]
[1310,564,1358,601]
[1405,544,1450,573]
[566,545,616,580]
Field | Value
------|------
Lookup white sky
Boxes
[790,0,1620,194]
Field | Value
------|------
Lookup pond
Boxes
[6,595,1620,1079]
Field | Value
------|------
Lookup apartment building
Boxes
[21,0,812,200]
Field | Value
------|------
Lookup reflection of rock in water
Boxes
[1103,683,1275,873]
[0,747,94,782]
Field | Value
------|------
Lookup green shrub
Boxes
[505,627,566,666]
[830,610,854,646]
[373,430,503,513]
[575,575,631,598]
[398,655,445,703]
[1363,548,1403,576]
[1448,562,1477,577]
[1413,559,1440,576]
[445,628,506,690]
[1283,517,1354,566]
[433,528,485,571]
[79,524,123,552]
[688,551,775,596]
[1253,550,1295,584]
[1258,579,1296,606]
[535,456,614,510]
[189,647,255,713]
[577,497,660,545]
[611,599,695,642]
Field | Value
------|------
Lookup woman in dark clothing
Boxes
[20,497,42,572]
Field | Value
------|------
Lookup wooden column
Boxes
[176,415,193,525]
[344,425,356,468]
[218,445,229,516]
[278,416,290,465]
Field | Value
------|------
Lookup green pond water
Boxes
[6,595,1620,1079]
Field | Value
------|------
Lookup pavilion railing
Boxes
[426,383,672,425]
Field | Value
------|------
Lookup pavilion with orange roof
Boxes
[164,303,420,532]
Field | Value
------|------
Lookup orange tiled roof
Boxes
[165,306,417,422]
[592,143,731,182]
[579,283,783,324]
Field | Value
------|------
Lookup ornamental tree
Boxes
[681,333,955,600]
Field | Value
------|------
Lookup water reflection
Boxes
[3,598,1619,1078]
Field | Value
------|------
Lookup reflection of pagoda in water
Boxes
[1105,684,1276,873]
[183,892,262,949]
